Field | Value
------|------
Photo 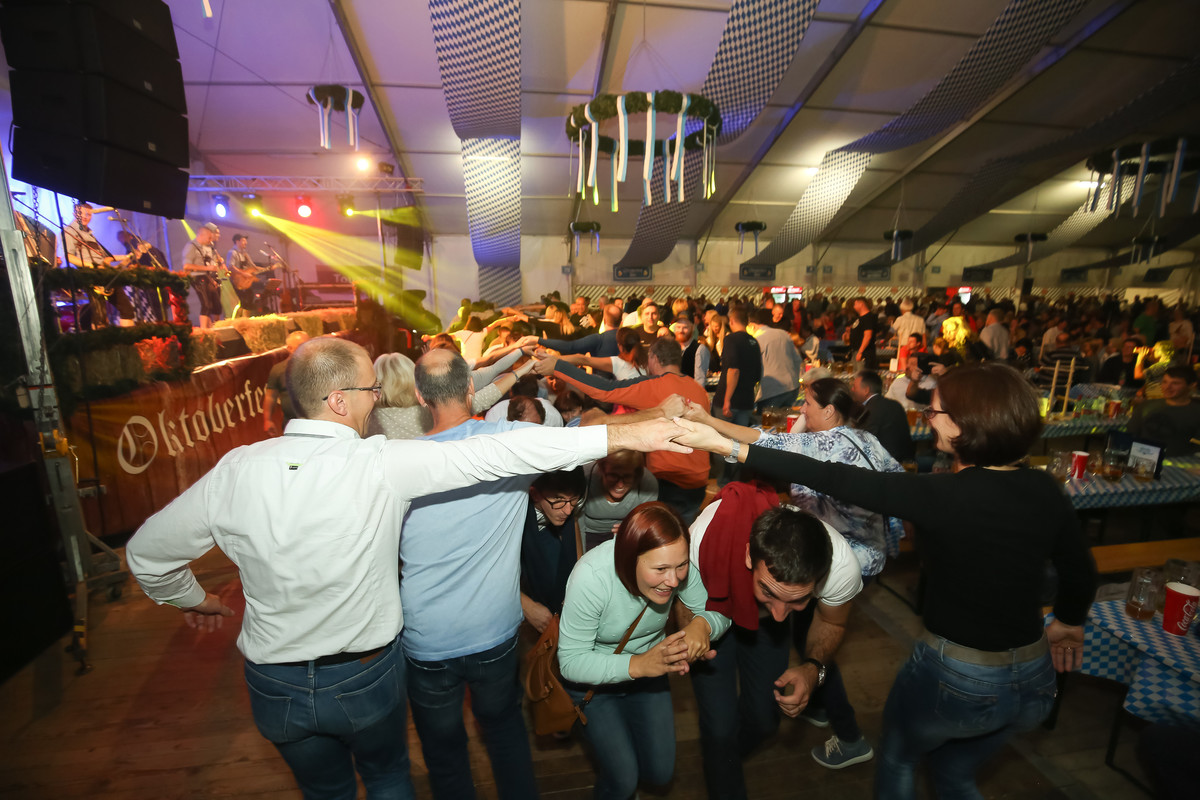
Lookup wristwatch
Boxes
[724,439,741,464]
[801,657,827,687]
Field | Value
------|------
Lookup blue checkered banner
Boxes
[616,0,819,269]
[429,0,520,138]
[430,0,522,305]
[746,0,1090,269]
[858,54,1200,274]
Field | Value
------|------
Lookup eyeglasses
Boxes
[921,407,950,421]
[322,383,382,402]
[543,496,581,510]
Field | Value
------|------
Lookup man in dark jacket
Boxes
[850,371,915,463]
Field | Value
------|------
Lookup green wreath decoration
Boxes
[40,266,192,293]
[565,91,722,157]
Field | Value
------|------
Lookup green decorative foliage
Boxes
[565,90,722,155]
[40,266,191,293]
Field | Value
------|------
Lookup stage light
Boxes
[213,194,229,218]
[378,161,395,176]
[356,157,371,171]
[243,193,263,217]
[296,195,313,218]
[337,194,356,217]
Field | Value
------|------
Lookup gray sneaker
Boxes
[812,734,874,769]
[799,708,830,728]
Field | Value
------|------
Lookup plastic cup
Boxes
[1162,582,1200,635]
[786,413,801,433]
[1069,451,1089,480]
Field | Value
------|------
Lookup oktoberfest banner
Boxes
[68,349,286,536]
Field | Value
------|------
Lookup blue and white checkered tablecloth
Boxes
[1064,466,1200,510]
[1075,600,1200,727]
[909,416,1128,444]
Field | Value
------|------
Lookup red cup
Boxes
[1162,581,1200,635]
[786,414,801,433]
[1069,451,1089,480]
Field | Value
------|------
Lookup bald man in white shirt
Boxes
[126,337,689,800]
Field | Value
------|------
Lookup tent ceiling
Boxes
[154,0,1200,255]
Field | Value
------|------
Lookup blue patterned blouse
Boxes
[755,426,904,576]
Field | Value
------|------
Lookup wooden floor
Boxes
[0,548,1156,800]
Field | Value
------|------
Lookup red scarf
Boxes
[698,481,779,630]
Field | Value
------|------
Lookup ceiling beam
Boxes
[327,0,430,233]
[692,0,886,239]
[822,0,1135,237]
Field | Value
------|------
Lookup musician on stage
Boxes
[226,233,265,316]
[116,229,169,322]
[63,202,136,328]
[180,222,225,328]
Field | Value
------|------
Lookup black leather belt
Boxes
[276,645,387,668]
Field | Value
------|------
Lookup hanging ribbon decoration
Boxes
[643,91,656,206]
[610,155,619,213]
[584,103,599,193]
[308,87,333,149]
[346,87,360,150]
[616,95,629,182]
[1131,142,1151,215]
[673,95,690,202]
[306,85,365,150]
[663,137,672,203]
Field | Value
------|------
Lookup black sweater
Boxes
[745,446,1097,651]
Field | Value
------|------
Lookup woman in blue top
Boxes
[558,502,730,799]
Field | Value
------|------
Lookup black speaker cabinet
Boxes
[0,0,188,216]
[13,127,188,218]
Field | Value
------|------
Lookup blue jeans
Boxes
[404,635,537,800]
[875,638,1058,800]
[689,617,792,799]
[243,635,414,800]
[566,676,675,800]
[791,585,864,743]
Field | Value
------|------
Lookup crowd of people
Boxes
[129,283,1200,800]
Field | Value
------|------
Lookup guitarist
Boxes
[180,222,225,328]
[63,202,137,328]
[226,233,267,316]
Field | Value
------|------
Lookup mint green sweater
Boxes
[557,539,731,685]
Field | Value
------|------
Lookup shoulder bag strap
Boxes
[580,603,652,708]
[838,430,876,471]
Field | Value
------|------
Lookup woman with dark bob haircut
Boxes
[674,362,1097,799]
[558,502,730,799]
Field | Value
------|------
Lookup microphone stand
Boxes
[266,243,297,312]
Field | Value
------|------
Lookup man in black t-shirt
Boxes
[713,307,762,427]
[848,296,876,367]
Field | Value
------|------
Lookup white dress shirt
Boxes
[125,418,607,664]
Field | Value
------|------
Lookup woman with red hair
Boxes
[558,502,729,799]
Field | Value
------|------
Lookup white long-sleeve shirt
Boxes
[125,418,608,664]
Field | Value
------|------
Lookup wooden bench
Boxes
[1089,537,1200,574]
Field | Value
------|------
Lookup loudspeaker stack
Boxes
[0,0,189,217]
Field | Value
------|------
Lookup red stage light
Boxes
[296,196,312,218]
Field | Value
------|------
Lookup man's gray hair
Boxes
[415,350,472,406]
[287,338,363,419]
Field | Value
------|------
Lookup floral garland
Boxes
[565,90,722,208]
[564,91,721,154]
[40,266,191,293]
